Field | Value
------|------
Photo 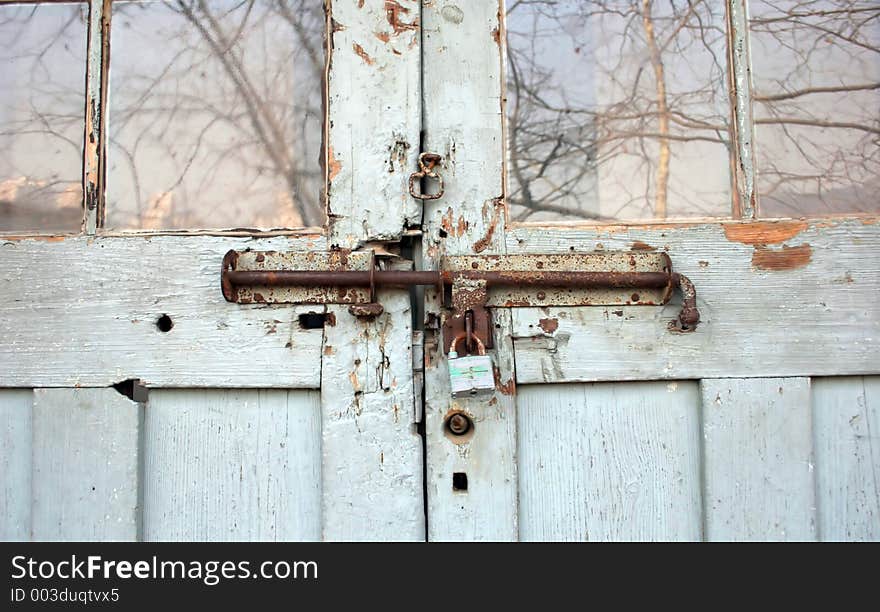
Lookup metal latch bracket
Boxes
[221,250,701,344]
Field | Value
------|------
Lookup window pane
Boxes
[750,1,880,217]
[0,3,87,233]
[107,0,324,230]
[505,1,732,222]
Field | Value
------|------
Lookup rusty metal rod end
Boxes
[672,273,700,332]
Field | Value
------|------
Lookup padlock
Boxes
[448,332,496,398]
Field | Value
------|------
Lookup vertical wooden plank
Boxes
[701,378,816,541]
[143,389,321,541]
[31,388,141,541]
[813,376,880,541]
[321,0,425,540]
[726,0,757,218]
[321,290,424,541]
[0,390,33,541]
[326,0,421,248]
[83,0,110,233]
[422,0,517,540]
[518,382,702,541]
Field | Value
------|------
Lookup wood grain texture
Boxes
[0,390,33,541]
[0,235,325,388]
[326,0,421,248]
[143,389,321,541]
[31,388,141,541]
[701,378,816,541]
[509,219,880,382]
[422,1,518,540]
[813,376,880,541]
[320,290,424,541]
[518,381,702,541]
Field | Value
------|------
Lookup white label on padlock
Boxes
[449,355,496,397]
[449,357,474,396]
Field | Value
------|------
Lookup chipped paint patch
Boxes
[724,220,808,245]
[385,0,419,35]
[473,198,504,253]
[327,146,342,182]
[352,42,375,65]
[0,235,69,242]
[752,244,812,271]
[441,5,464,24]
[631,241,656,251]
[494,366,515,395]
[538,318,559,334]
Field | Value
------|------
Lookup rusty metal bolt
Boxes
[447,413,471,436]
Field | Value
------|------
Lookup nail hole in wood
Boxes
[156,314,173,332]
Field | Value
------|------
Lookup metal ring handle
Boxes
[408,152,445,200]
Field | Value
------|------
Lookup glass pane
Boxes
[107,0,324,230]
[505,1,732,222]
[0,3,87,233]
[750,1,879,217]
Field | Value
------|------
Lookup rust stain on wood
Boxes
[375,31,390,43]
[724,220,808,245]
[384,0,419,35]
[538,318,559,334]
[325,312,337,327]
[494,366,515,395]
[752,244,812,271]
[352,42,374,65]
[473,198,504,253]
[631,241,656,251]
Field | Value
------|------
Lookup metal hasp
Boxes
[221,250,701,344]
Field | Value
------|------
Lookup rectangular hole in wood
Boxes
[452,472,468,492]
[298,312,327,329]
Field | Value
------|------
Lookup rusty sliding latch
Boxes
[221,250,700,346]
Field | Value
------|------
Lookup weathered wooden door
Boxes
[2,1,878,544]
[421,1,879,541]
[0,0,424,541]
